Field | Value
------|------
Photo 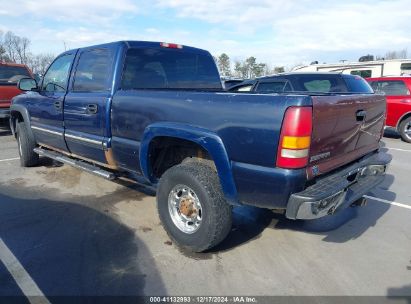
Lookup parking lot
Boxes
[0,121,410,300]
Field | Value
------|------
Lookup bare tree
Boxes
[2,31,31,64]
[0,30,55,74]
[0,30,8,61]
[385,48,408,60]
[3,31,17,62]
[15,37,30,64]
[26,53,54,75]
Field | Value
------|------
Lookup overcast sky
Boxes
[1,0,411,68]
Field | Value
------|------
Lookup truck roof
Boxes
[261,72,343,78]
[0,62,30,68]
[230,72,348,86]
[253,72,358,82]
[65,40,211,55]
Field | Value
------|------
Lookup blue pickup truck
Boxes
[10,41,391,252]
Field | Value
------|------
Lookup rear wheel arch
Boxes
[147,136,214,178]
[140,123,239,205]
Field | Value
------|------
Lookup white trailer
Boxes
[293,59,411,78]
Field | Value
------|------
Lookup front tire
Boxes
[16,121,39,167]
[157,161,232,252]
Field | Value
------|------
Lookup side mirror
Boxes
[18,78,38,91]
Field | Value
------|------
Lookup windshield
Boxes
[0,66,31,83]
[121,48,222,90]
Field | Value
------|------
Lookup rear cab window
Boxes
[302,80,331,92]
[0,65,31,84]
[255,81,292,93]
[342,75,374,93]
[288,74,373,94]
[121,47,222,90]
[289,74,349,93]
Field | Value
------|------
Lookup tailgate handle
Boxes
[356,110,366,121]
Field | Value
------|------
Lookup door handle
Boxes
[86,104,98,114]
[54,101,62,110]
[356,110,366,122]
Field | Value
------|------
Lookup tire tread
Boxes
[17,122,39,167]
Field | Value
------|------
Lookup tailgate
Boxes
[307,94,386,179]
[0,84,21,108]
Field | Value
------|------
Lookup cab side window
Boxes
[72,49,113,92]
[42,54,74,92]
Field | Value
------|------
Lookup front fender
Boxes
[140,122,240,206]
[9,104,32,137]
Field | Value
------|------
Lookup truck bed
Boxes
[111,90,385,179]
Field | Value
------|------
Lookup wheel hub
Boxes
[168,184,202,234]
[179,197,198,218]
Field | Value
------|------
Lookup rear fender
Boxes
[140,122,239,205]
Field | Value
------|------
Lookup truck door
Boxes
[63,47,115,164]
[29,51,76,151]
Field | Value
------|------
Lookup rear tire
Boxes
[399,117,411,143]
[16,122,39,167]
[157,161,232,252]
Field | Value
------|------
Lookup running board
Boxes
[33,147,116,180]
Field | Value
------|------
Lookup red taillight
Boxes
[276,107,312,169]
[160,42,183,49]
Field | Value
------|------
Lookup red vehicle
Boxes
[367,76,411,143]
[0,62,33,120]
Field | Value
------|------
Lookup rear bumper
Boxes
[286,151,392,220]
[0,108,10,118]
[232,162,306,209]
